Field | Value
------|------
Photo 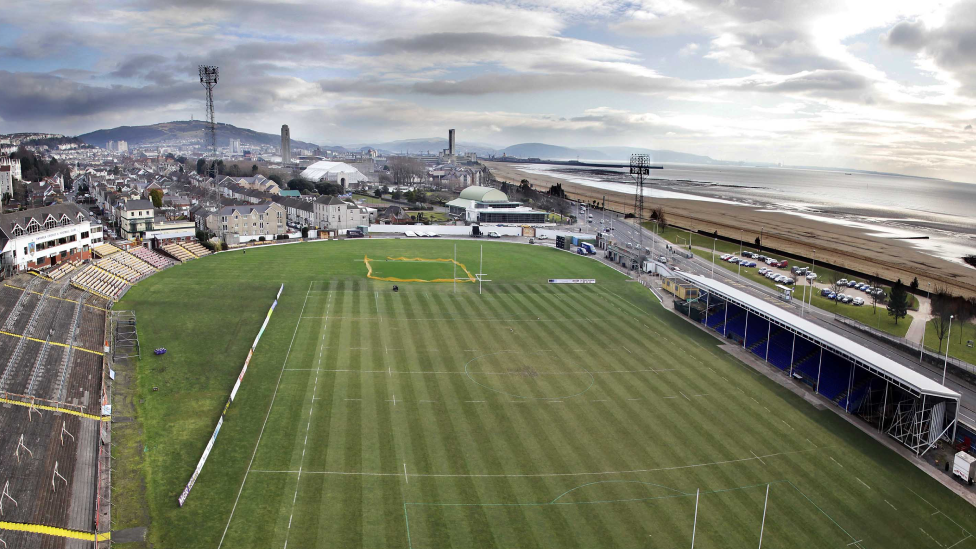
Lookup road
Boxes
[588,209,976,421]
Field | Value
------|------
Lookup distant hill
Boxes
[77,120,320,151]
[499,143,607,160]
[583,146,723,165]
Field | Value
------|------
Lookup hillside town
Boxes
[0,127,571,276]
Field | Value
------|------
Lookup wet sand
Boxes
[486,161,976,298]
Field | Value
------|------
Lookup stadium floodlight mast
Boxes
[629,154,650,264]
[198,65,219,184]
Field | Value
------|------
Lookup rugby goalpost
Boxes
[453,244,490,295]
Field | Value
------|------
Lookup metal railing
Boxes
[835,316,976,378]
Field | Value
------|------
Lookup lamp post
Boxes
[738,230,743,279]
[921,282,932,362]
[807,249,816,315]
[711,238,716,278]
[942,315,954,384]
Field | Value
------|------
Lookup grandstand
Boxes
[0,276,107,547]
[46,262,78,281]
[160,243,195,263]
[92,243,122,258]
[679,272,961,456]
[181,241,211,258]
[70,265,128,300]
[129,246,176,270]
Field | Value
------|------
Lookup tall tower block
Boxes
[281,125,291,163]
[448,129,455,156]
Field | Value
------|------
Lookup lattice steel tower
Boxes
[198,65,219,160]
[630,153,651,262]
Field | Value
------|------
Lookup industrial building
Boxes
[300,161,368,189]
[446,186,547,224]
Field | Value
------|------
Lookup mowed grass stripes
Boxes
[115,240,976,549]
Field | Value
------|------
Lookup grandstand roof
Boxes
[681,273,960,400]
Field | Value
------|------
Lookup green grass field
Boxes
[924,319,976,365]
[114,240,975,548]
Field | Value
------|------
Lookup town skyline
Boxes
[2,1,976,182]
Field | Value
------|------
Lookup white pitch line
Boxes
[623,346,632,354]
[946,534,972,549]
[403,463,408,484]
[884,499,897,511]
[249,447,828,479]
[679,391,691,401]
[218,281,314,549]
[829,456,843,468]
[855,477,871,490]
[751,451,766,466]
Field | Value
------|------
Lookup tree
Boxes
[392,189,402,200]
[252,164,259,175]
[268,173,283,185]
[373,188,383,198]
[176,155,187,164]
[886,279,909,325]
[315,182,342,196]
[165,152,176,160]
[287,177,315,194]
[196,158,207,175]
[931,310,953,355]
[910,277,919,291]
[829,275,844,306]
[148,189,164,208]
[754,236,761,247]
[387,156,426,186]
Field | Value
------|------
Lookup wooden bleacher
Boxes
[71,264,128,300]
[93,243,122,257]
[47,262,78,281]
[180,241,212,258]
[162,243,195,263]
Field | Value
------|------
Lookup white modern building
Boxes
[446,186,547,224]
[0,203,99,271]
[300,161,368,189]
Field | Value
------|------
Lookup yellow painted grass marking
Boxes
[363,254,476,283]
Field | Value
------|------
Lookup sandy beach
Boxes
[486,161,976,298]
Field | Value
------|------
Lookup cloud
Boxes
[883,1,976,93]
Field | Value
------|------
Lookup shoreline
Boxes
[485,161,976,298]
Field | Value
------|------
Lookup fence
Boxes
[835,317,976,381]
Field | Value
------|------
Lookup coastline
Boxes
[485,161,976,298]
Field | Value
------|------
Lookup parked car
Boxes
[759,267,768,275]
[852,297,864,306]
[743,261,757,267]
[775,260,789,268]
[720,254,732,260]
[837,278,848,285]
[758,255,768,261]
[841,295,853,304]
[729,257,740,264]
[821,288,832,296]
[765,258,777,265]
[806,272,817,280]
[792,266,808,276]
[488,231,501,238]
[847,280,859,288]
[826,291,837,299]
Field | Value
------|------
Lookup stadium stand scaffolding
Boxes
[675,272,962,457]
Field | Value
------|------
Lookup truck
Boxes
[953,451,976,485]
[580,242,596,255]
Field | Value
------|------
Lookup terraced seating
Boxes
[95,257,140,283]
[108,251,155,279]
[130,246,177,269]
[162,243,195,263]
[47,262,77,281]
[71,265,128,300]
[181,241,212,257]
[93,242,122,257]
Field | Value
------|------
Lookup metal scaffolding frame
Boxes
[111,310,139,360]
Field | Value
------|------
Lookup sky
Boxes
[1,0,976,181]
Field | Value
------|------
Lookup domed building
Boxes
[446,186,547,224]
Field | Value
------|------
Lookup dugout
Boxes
[678,272,962,457]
